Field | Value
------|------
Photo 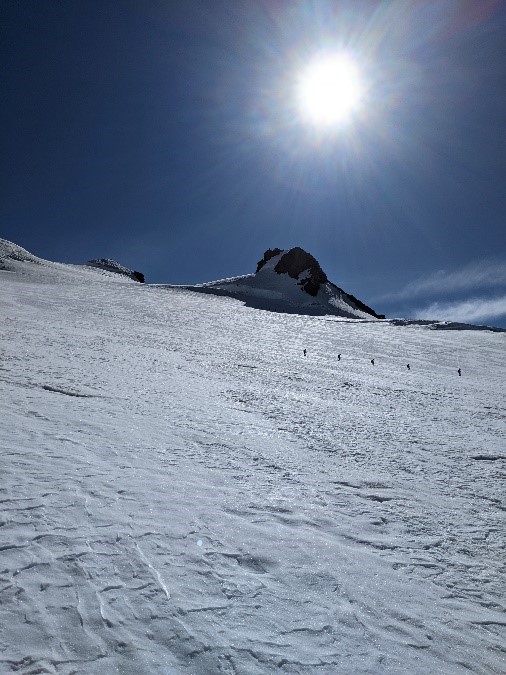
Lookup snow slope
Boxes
[1,244,505,674]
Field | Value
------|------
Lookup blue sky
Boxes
[1,0,505,326]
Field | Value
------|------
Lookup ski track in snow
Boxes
[0,267,505,674]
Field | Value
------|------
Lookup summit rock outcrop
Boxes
[256,247,327,296]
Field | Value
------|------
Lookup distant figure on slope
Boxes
[303,349,307,357]
[458,367,461,376]
[338,354,341,361]
[371,358,375,366]
[407,363,410,370]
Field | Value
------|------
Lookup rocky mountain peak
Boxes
[256,246,328,297]
[255,248,283,273]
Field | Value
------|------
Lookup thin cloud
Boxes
[413,295,506,325]
[381,260,506,301]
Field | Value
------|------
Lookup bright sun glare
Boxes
[297,53,364,128]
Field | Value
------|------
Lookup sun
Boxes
[296,52,364,128]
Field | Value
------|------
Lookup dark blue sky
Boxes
[1,0,505,325]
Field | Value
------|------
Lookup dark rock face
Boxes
[273,247,328,297]
[256,248,283,273]
[132,271,145,283]
[255,246,384,317]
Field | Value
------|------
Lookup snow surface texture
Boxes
[1,240,505,674]
[179,249,382,319]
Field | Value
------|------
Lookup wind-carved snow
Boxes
[0,248,505,674]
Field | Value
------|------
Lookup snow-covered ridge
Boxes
[0,238,142,283]
[0,237,378,320]
[0,238,44,268]
[179,246,385,320]
[1,237,503,329]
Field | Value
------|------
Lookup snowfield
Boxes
[1,247,505,674]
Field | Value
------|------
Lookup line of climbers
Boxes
[303,349,462,376]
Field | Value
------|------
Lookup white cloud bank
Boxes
[414,295,506,325]
[382,260,506,302]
